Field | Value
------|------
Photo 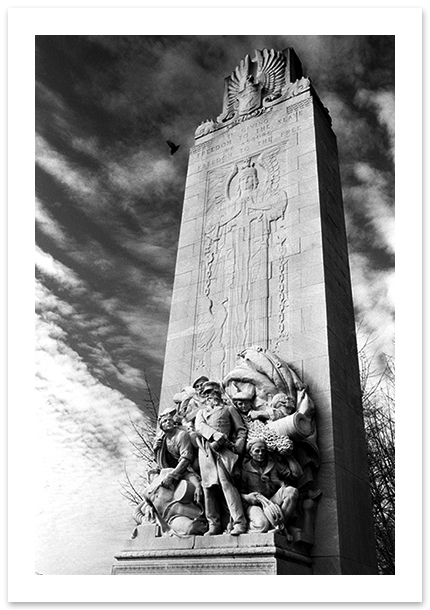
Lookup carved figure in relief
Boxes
[175,375,209,430]
[135,348,319,547]
[194,150,287,374]
[152,409,202,496]
[194,381,248,535]
[231,391,293,457]
[136,409,208,537]
[238,438,299,534]
[224,346,305,409]
[248,392,296,423]
[224,346,320,527]
[136,469,208,537]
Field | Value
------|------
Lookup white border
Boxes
[8,5,422,604]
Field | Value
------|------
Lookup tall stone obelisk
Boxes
[158,48,377,575]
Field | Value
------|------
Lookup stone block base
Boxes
[112,525,313,575]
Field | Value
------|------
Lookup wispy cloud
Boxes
[35,308,146,574]
[36,133,100,199]
[350,252,395,360]
[36,245,86,291]
[346,161,395,256]
[355,88,395,158]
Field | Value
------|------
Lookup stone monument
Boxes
[112,47,378,575]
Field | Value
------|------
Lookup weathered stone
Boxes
[113,47,378,576]
[112,532,313,575]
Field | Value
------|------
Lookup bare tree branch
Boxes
[360,346,395,574]
[120,375,160,507]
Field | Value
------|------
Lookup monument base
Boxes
[112,524,313,575]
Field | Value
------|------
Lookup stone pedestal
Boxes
[112,525,312,575]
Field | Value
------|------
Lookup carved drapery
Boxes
[192,147,289,376]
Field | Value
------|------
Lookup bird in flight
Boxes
[166,140,180,155]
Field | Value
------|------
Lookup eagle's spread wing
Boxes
[221,54,252,118]
[255,49,286,99]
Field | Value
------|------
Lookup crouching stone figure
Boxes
[238,438,298,534]
[137,407,208,537]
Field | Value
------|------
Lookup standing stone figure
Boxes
[194,381,248,535]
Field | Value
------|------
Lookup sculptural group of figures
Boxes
[134,346,321,550]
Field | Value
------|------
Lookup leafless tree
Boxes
[360,347,395,574]
[120,375,159,506]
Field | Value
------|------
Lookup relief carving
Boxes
[274,231,290,349]
[194,48,312,138]
[135,348,320,551]
[218,49,286,124]
[192,147,288,374]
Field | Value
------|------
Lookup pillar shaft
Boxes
[159,67,377,574]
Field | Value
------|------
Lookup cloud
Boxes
[355,88,395,158]
[35,255,168,408]
[35,307,150,461]
[351,251,395,363]
[36,133,100,200]
[35,196,71,249]
[33,35,396,575]
[105,149,181,200]
[35,299,151,574]
[346,161,395,256]
[36,245,86,292]
[36,121,180,280]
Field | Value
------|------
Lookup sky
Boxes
[32,33,396,575]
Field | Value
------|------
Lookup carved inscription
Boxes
[190,134,234,171]
[236,116,274,154]
[191,99,312,166]
[277,98,313,126]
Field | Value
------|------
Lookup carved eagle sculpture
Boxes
[254,48,287,101]
[220,49,287,120]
